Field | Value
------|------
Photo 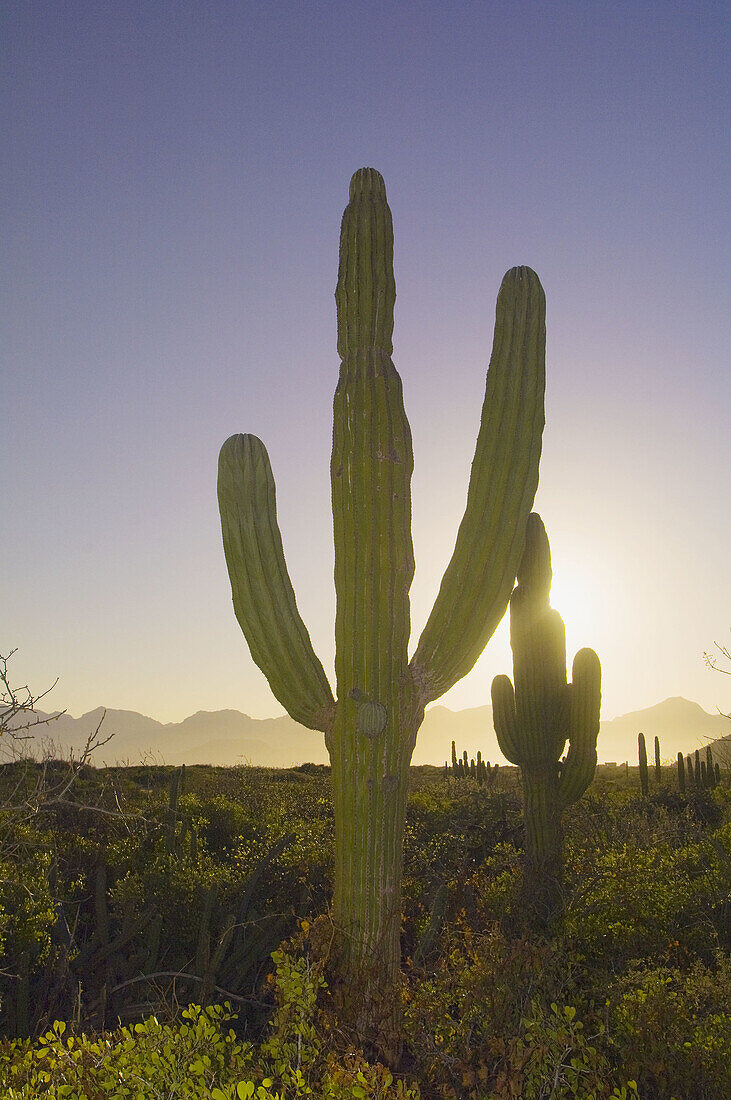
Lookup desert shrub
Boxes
[563,835,729,967]
[191,794,263,859]
[0,949,420,1099]
[0,828,57,1035]
[608,953,731,1100]
[403,923,640,1099]
[0,1002,256,1098]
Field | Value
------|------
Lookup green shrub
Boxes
[608,954,731,1100]
[563,836,728,965]
[0,1002,256,1099]
[0,948,420,1099]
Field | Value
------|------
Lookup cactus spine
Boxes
[639,732,649,796]
[217,169,545,1045]
[491,514,601,926]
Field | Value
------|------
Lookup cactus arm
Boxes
[410,267,545,704]
[217,433,335,732]
[491,674,522,765]
[557,648,601,809]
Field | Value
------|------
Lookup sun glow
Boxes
[547,562,605,657]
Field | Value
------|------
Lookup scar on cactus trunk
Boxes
[492,514,601,929]
[217,169,546,1058]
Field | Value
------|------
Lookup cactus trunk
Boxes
[522,768,564,922]
[328,172,421,1038]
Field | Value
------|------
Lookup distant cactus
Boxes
[677,751,686,795]
[706,745,716,788]
[695,749,702,788]
[654,735,662,784]
[492,514,601,926]
[638,733,649,797]
[164,766,183,855]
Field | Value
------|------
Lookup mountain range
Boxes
[9,697,730,770]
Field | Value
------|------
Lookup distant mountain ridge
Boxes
[8,697,729,770]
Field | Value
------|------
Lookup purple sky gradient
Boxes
[4,1,729,728]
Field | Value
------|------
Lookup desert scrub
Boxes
[0,1002,256,1099]
[403,927,639,1099]
[607,953,731,1100]
[0,948,420,1098]
[562,834,730,966]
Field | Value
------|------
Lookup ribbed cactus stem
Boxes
[492,514,600,927]
[638,733,648,796]
[677,751,686,794]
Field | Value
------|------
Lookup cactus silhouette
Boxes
[638,732,649,796]
[677,751,686,794]
[492,514,601,926]
[217,168,545,1047]
[654,735,662,784]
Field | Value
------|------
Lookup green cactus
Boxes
[164,766,183,855]
[639,732,649,797]
[491,514,601,926]
[654,735,662,784]
[706,745,716,788]
[677,751,686,795]
[217,168,545,1045]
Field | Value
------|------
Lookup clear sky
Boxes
[4,1,730,727]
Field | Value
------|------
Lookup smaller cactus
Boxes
[706,746,716,788]
[638,733,649,797]
[492,514,601,926]
[414,881,448,964]
[654,735,662,784]
[677,751,686,795]
[164,766,183,855]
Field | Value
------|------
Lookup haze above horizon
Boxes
[4,2,729,725]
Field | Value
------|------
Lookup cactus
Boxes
[695,749,702,788]
[491,514,601,926]
[638,733,649,797]
[654,735,661,784]
[217,168,545,1044]
[414,881,448,964]
[164,766,183,855]
[451,740,458,774]
[706,745,715,788]
[677,751,686,795]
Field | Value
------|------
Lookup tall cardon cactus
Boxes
[217,169,545,1049]
[492,514,601,927]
